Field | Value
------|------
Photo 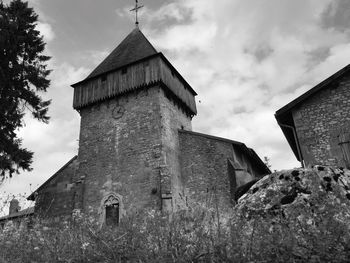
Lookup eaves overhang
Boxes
[275,64,350,162]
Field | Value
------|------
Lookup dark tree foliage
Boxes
[0,0,51,178]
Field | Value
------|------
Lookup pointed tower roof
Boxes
[71,27,197,115]
[85,28,158,81]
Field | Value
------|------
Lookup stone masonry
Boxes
[179,130,267,210]
[292,74,350,167]
[27,28,270,224]
[77,85,192,219]
[34,156,78,218]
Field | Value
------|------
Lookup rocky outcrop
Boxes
[236,166,350,221]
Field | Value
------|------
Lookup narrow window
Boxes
[145,62,150,82]
[104,196,120,226]
[121,67,127,75]
[227,159,237,203]
[338,131,350,168]
[26,218,34,230]
[101,74,107,82]
[14,220,20,229]
[105,203,119,226]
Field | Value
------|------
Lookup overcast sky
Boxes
[1,0,350,210]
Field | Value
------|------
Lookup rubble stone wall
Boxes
[76,85,192,221]
[159,89,192,211]
[77,86,163,219]
[35,157,78,218]
[178,131,264,209]
[292,74,350,167]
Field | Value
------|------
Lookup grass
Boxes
[0,202,349,263]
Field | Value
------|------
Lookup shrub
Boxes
[0,202,349,262]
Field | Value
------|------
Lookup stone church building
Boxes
[25,28,270,225]
[275,64,350,169]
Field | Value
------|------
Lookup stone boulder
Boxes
[236,166,350,221]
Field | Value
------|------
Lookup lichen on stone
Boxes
[236,166,350,224]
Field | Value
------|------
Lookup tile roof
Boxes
[85,28,158,81]
[0,206,34,221]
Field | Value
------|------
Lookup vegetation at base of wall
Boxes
[0,193,33,217]
[0,203,349,263]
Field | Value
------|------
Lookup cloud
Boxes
[0,61,88,200]
[321,0,350,33]
[115,6,130,19]
[142,0,350,170]
[36,22,55,42]
[2,0,350,206]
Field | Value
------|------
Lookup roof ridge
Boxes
[276,63,350,116]
[0,206,34,221]
[178,129,270,174]
[27,156,78,200]
[136,28,158,54]
[83,28,158,81]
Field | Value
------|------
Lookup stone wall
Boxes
[77,86,162,219]
[159,89,192,211]
[35,157,78,218]
[77,85,193,221]
[292,74,350,167]
[178,131,265,209]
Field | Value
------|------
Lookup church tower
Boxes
[71,28,197,221]
[27,25,269,223]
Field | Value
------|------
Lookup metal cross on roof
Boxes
[130,0,144,27]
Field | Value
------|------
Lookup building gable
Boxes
[178,130,270,208]
[27,156,78,217]
[275,64,350,162]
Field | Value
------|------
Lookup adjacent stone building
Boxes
[27,28,270,225]
[275,64,350,168]
[0,199,34,230]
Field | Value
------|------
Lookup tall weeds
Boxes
[0,202,349,262]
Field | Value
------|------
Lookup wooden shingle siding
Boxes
[73,57,160,109]
[73,56,197,115]
[159,59,197,114]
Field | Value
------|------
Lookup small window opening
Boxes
[26,218,34,230]
[101,75,107,82]
[121,68,127,75]
[106,203,119,226]
[104,196,120,226]
[145,62,150,82]
[338,131,350,169]
[14,220,20,229]
[227,159,237,203]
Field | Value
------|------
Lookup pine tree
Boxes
[0,0,51,178]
